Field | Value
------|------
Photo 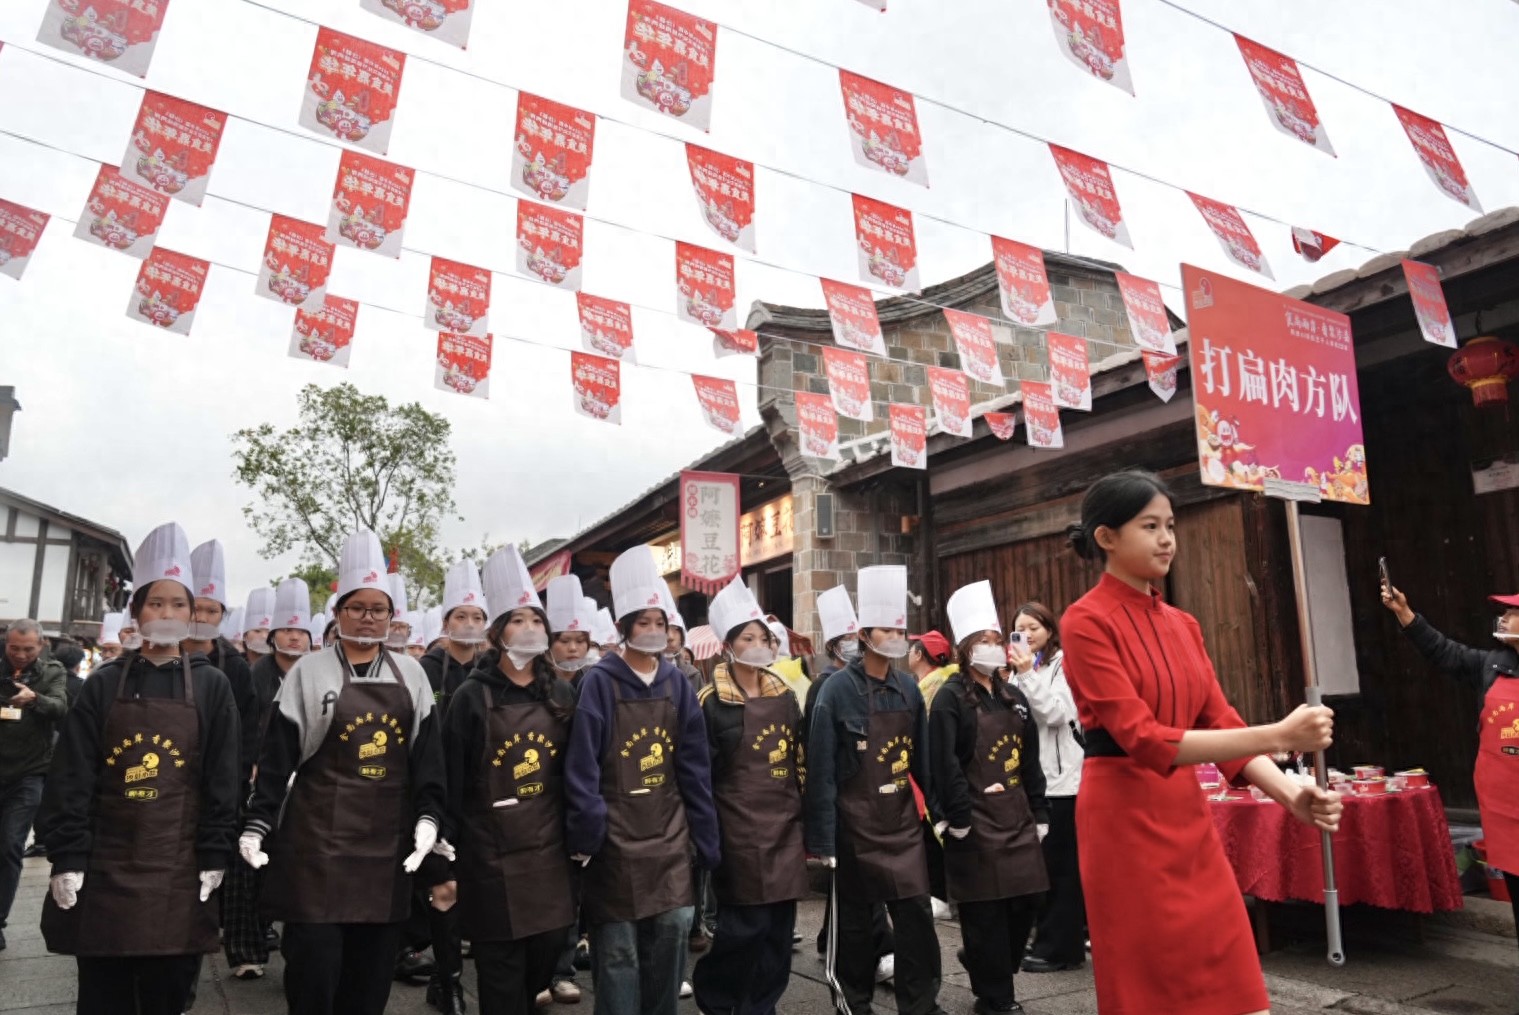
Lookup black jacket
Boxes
[37,653,242,875]
[698,668,805,784]
[0,655,69,782]
[1405,615,1519,725]
[195,639,259,784]
[249,653,296,756]
[421,645,479,715]
[929,671,1049,830]
[440,651,577,843]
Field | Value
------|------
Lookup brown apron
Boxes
[41,653,220,957]
[579,680,694,924]
[835,679,929,903]
[263,647,415,924]
[942,689,1049,903]
[711,690,808,907]
[455,680,575,942]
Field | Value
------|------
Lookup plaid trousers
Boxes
[221,856,269,967]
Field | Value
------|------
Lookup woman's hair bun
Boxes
[1065,522,1097,561]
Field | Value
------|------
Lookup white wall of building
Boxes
[0,508,76,625]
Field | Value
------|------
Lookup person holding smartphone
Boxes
[1382,578,1519,950]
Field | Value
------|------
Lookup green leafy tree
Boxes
[232,382,459,609]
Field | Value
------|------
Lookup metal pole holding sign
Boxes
[1267,478,1347,967]
[823,868,854,1015]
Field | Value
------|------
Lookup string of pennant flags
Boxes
[0,0,1494,462]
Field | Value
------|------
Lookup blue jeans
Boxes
[589,905,693,1015]
[0,775,44,929]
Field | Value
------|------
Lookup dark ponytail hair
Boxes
[486,609,573,722]
[1067,469,1174,561]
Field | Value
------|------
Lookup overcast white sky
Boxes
[1,0,1516,604]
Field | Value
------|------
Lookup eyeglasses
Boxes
[340,604,394,621]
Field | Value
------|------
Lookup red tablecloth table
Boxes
[1208,785,1463,914]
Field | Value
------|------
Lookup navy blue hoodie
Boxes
[564,652,720,869]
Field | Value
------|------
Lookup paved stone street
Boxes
[3,857,1515,1014]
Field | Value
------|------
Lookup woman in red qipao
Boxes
[1060,470,1343,1015]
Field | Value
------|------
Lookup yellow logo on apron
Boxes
[513,748,542,781]
[125,751,160,784]
[359,730,388,760]
[359,765,387,780]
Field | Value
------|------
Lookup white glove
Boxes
[239,831,269,869]
[431,838,456,862]
[932,820,948,837]
[403,818,439,873]
[50,871,84,910]
[820,855,837,868]
[199,870,225,902]
[947,826,971,840]
[1037,823,1050,842]
[570,853,592,868]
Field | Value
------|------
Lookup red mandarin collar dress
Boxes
[1062,573,1268,1015]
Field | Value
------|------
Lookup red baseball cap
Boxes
[1491,594,1519,609]
[910,630,952,661]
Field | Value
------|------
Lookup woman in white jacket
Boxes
[1007,603,1086,973]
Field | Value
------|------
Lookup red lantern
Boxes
[1448,336,1519,408]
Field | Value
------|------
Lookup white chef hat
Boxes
[947,580,1001,646]
[189,539,228,606]
[387,573,409,618]
[767,619,791,657]
[592,607,617,646]
[405,611,426,647]
[336,530,391,605]
[708,576,764,644]
[220,606,244,641]
[817,586,859,646]
[324,593,337,616]
[243,587,276,631]
[132,522,195,602]
[610,545,667,622]
[272,577,312,633]
[481,545,543,626]
[98,611,125,646]
[423,605,443,646]
[546,575,597,634]
[442,559,488,619]
[857,565,908,630]
[308,612,327,649]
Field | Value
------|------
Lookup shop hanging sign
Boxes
[991,236,1057,327]
[327,150,413,258]
[1234,35,1334,155]
[434,332,492,398]
[126,246,208,335]
[1047,332,1092,411]
[577,292,636,361]
[711,327,758,358]
[290,294,357,368]
[621,0,717,131]
[38,0,171,77]
[740,496,794,566]
[1183,264,1366,504]
[838,68,927,186]
[852,193,919,291]
[1022,381,1064,449]
[927,366,972,438]
[685,143,755,252]
[1047,0,1133,95]
[257,214,334,311]
[360,0,473,48]
[571,350,621,424]
[675,241,736,328]
[1401,259,1456,348]
[820,277,886,357]
[796,391,841,461]
[1049,144,1131,248]
[1188,192,1273,279]
[76,163,168,259]
[1392,104,1481,212]
[985,411,1017,441]
[1114,271,1177,355]
[943,308,1004,386]
[0,199,49,281]
[426,256,491,337]
[691,374,741,435]
[823,346,874,422]
[516,200,583,289]
[121,91,226,206]
[1143,351,1181,403]
[513,91,596,210]
[679,470,740,594]
[889,403,928,470]
[300,27,406,155]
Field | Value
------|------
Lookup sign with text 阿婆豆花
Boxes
[679,471,740,595]
[1183,264,1368,505]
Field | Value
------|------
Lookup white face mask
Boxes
[120,630,143,651]
[338,623,386,648]
[505,631,549,669]
[448,625,486,646]
[836,640,860,662]
[554,654,593,673]
[584,649,603,667]
[384,633,409,650]
[628,631,668,655]
[140,618,190,648]
[187,621,222,642]
[970,644,1005,676]
[244,633,272,655]
[735,646,777,669]
[870,636,909,660]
